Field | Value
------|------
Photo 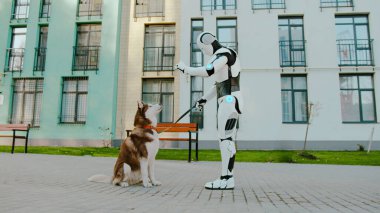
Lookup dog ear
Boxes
[137,100,144,109]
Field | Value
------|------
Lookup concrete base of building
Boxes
[1,139,379,151]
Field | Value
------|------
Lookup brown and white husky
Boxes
[88,101,162,188]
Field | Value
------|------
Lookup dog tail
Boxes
[88,174,111,183]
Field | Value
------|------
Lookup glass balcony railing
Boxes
[72,46,100,71]
[320,0,353,8]
[143,46,175,71]
[279,40,307,67]
[252,0,285,10]
[337,39,374,66]
[77,0,102,17]
[5,48,24,72]
[201,0,237,11]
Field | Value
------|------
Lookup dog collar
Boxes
[143,125,156,130]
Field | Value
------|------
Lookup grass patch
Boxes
[1,146,380,166]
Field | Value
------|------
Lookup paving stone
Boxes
[0,154,379,212]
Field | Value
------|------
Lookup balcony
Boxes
[201,0,237,11]
[337,39,374,66]
[4,48,24,72]
[252,0,285,10]
[320,0,353,8]
[135,0,164,17]
[11,1,29,20]
[77,0,102,17]
[143,47,175,71]
[34,48,47,72]
[279,40,307,67]
[72,46,100,71]
[40,0,52,19]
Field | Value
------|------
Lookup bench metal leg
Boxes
[11,130,16,154]
[188,132,191,163]
[196,133,199,161]
[25,129,29,153]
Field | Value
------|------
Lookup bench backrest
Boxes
[0,124,29,131]
[156,123,198,133]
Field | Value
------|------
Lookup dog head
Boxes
[134,101,162,128]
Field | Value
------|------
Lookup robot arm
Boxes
[176,55,228,77]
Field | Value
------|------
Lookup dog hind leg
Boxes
[112,160,128,187]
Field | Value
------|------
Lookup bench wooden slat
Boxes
[0,124,29,131]
[156,127,197,132]
[159,138,197,141]
[157,123,197,128]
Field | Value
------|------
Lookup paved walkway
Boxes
[0,153,379,213]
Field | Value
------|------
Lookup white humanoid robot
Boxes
[176,32,243,190]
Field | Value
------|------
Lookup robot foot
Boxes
[204,176,234,190]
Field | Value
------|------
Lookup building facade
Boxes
[0,0,122,146]
[1,0,379,150]
[176,0,380,150]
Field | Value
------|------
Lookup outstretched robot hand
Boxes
[195,99,207,111]
[175,61,187,74]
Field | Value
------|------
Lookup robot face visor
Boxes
[197,32,216,56]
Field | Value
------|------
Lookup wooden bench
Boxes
[0,124,30,154]
[127,123,199,162]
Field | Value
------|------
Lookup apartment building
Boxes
[176,0,380,150]
[0,0,121,146]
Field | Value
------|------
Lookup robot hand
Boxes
[195,99,207,111]
[175,61,187,73]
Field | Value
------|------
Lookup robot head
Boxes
[196,32,222,56]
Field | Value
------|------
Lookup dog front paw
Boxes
[151,180,162,186]
[143,181,152,188]
[120,181,129,188]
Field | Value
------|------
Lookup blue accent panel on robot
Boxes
[225,118,237,131]
[225,95,234,103]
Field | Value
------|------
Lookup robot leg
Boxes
[205,95,238,190]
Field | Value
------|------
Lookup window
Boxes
[78,0,102,17]
[5,28,27,72]
[60,77,88,124]
[142,79,174,123]
[336,16,373,66]
[201,0,237,11]
[73,24,101,71]
[320,0,353,8]
[281,75,308,123]
[191,20,204,128]
[217,18,237,51]
[252,0,285,10]
[34,26,49,72]
[11,78,44,127]
[40,0,52,18]
[340,75,377,123]
[278,17,306,67]
[135,0,164,17]
[11,0,30,20]
[143,25,175,71]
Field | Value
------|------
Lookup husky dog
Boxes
[88,101,162,188]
